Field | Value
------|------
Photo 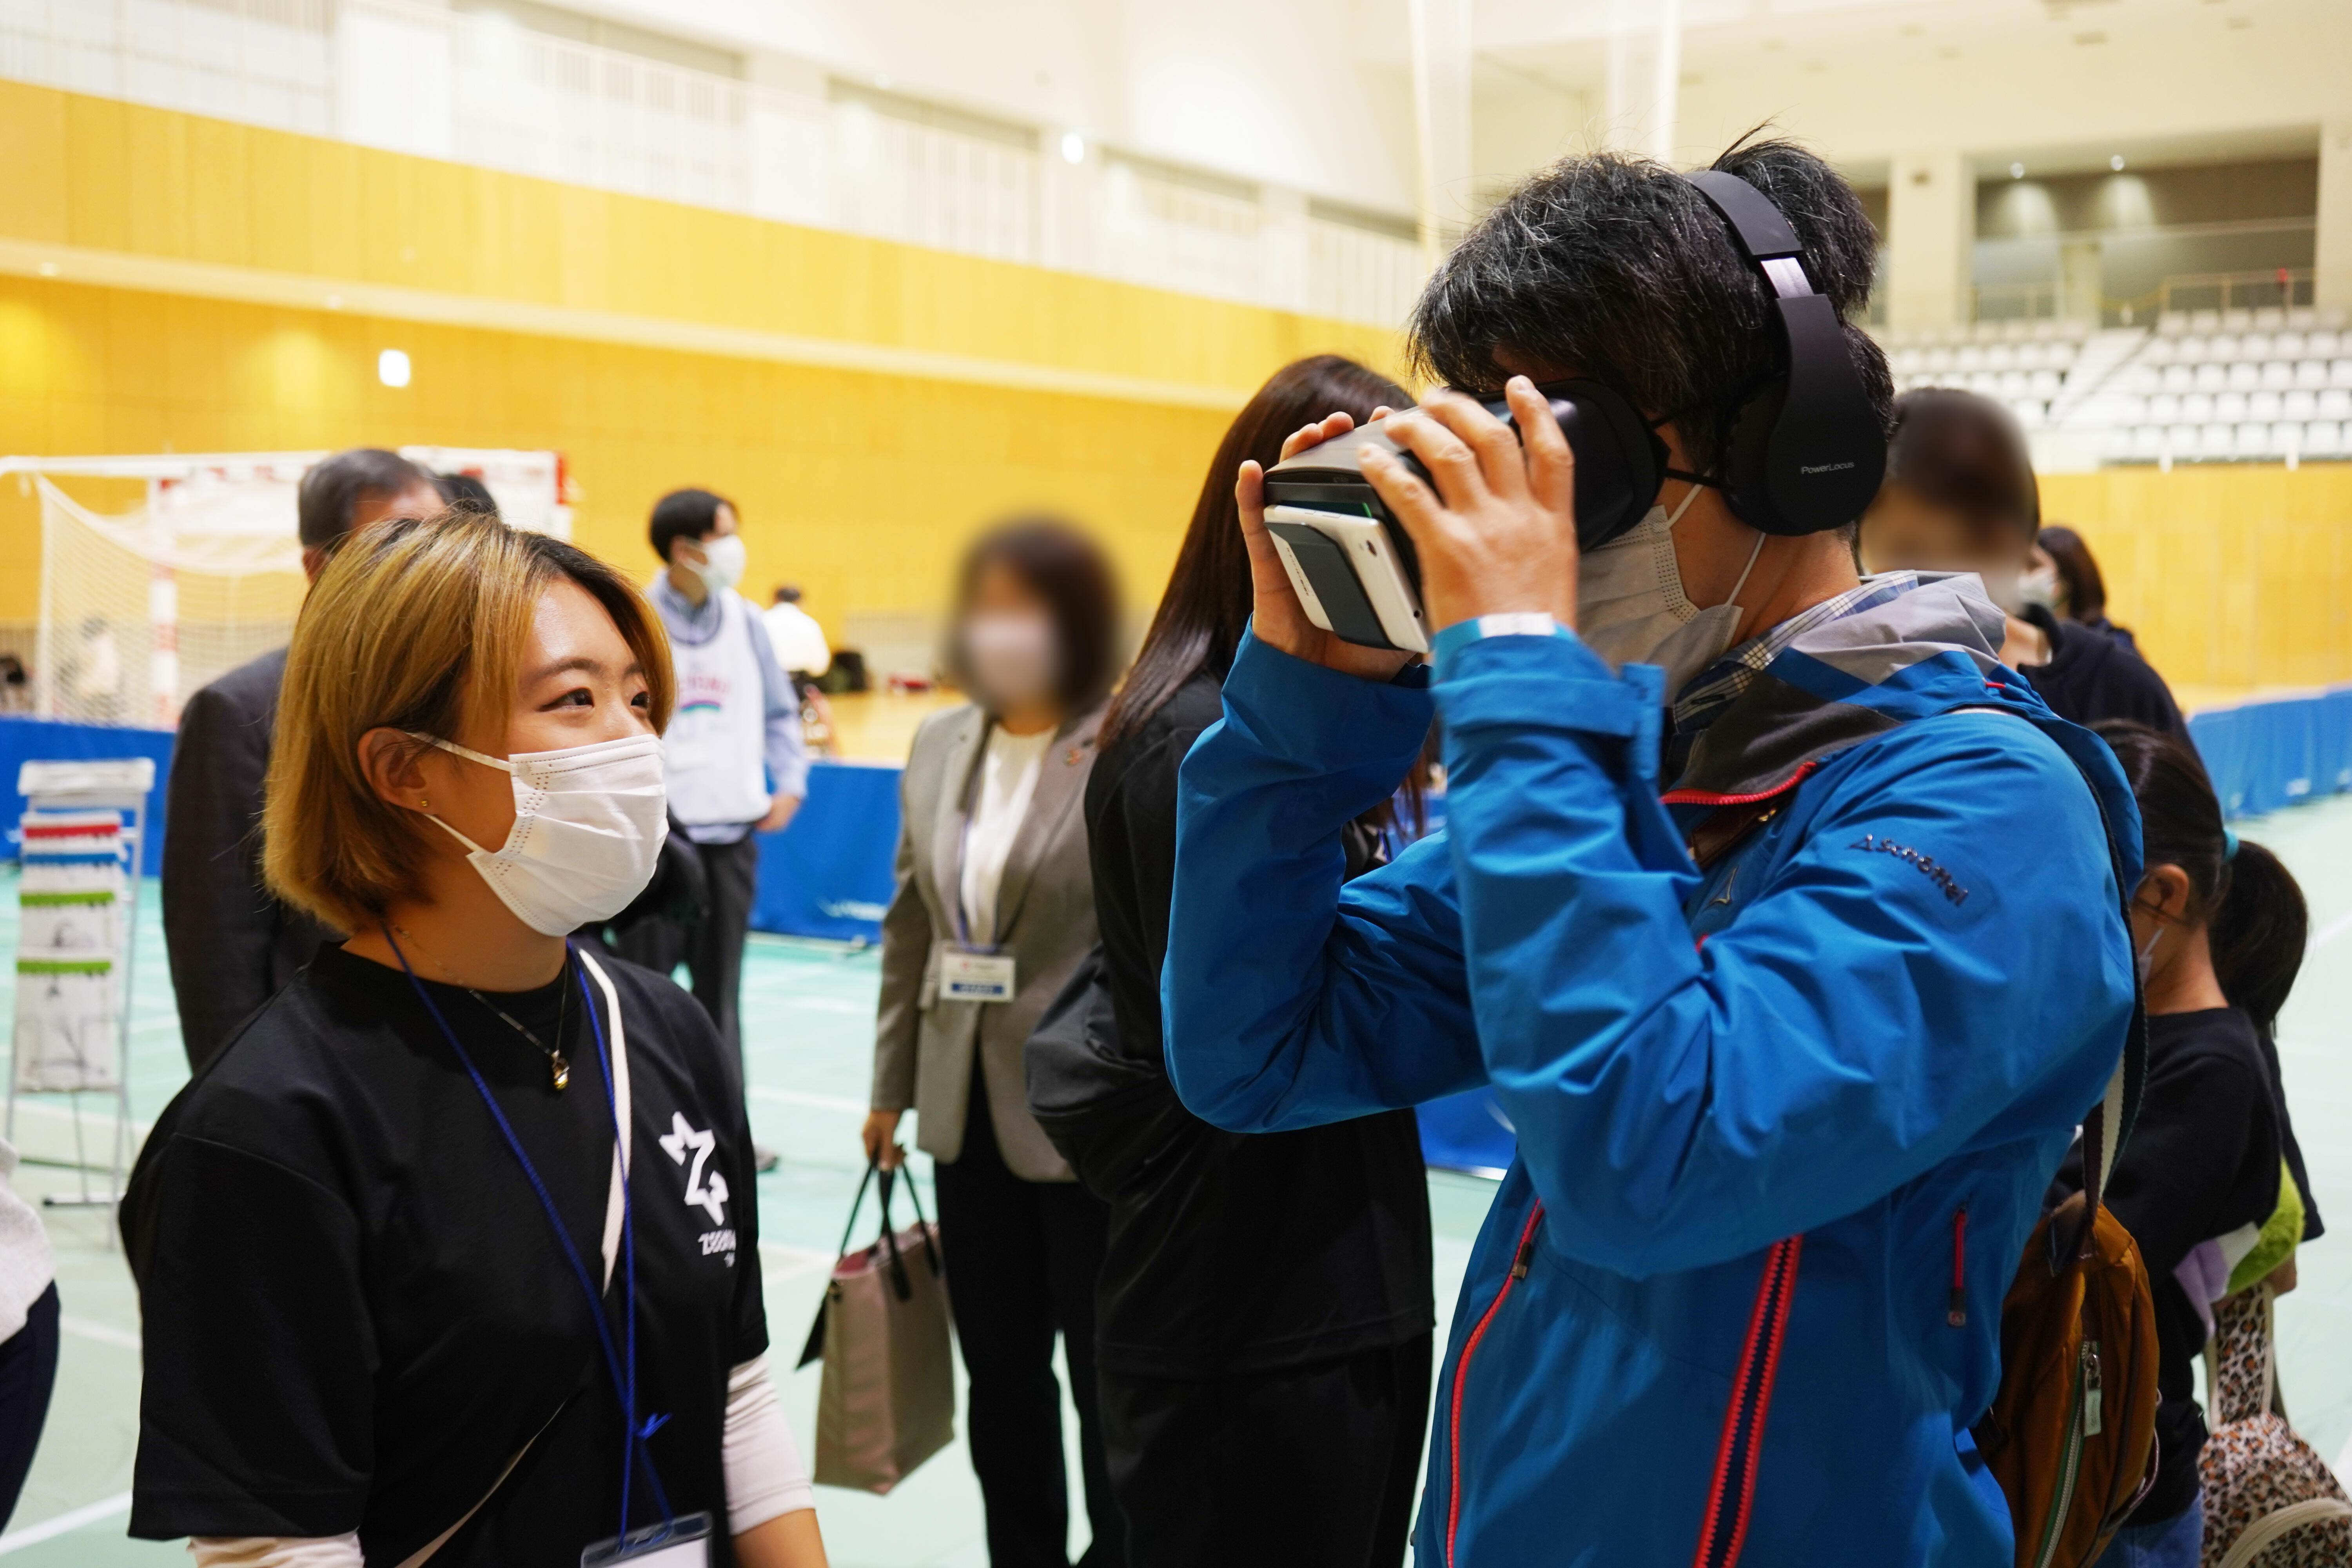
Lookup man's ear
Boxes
[358,728,434,814]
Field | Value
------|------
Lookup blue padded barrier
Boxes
[2187,686,2352,820]
[749,760,903,944]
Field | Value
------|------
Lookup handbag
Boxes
[2198,1283,2352,1568]
[797,1155,956,1494]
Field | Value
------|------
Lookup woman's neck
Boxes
[342,864,569,991]
[993,702,1063,737]
[2145,923,2230,1016]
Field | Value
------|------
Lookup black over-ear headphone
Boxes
[1261,170,1885,572]
[1682,169,1887,536]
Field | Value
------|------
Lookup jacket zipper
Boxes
[1690,1236,1805,1568]
[2029,1343,2092,1568]
[1445,1202,1544,1568]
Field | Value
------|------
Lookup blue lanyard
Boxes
[385,931,675,1548]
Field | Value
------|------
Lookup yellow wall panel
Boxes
[2040,466,2352,691]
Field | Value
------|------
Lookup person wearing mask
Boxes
[1861,389,2185,733]
[2027,524,2142,654]
[1025,356,1433,1568]
[1163,140,2141,1563]
[163,447,443,1069]
[121,510,825,1566]
[763,586,831,680]
[2056,722,2312,1566]
[622,489,808,1170]
[864,521,1125,1568]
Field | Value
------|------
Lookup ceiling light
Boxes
[2110,154,2126,171]
[324,294,343,310]
[1060,131,1085,165]
[377,348,411,388]
[37,262,57,277]
[2011,163,2027,180]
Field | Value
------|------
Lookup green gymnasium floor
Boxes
[0,797,2347,1564]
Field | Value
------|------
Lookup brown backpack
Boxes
[1974,1065,2163,1568]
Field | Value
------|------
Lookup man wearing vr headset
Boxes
[1163,138,2140,1563]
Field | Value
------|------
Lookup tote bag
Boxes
[2198,1283,2352,1568]
[798,1157,956,1494]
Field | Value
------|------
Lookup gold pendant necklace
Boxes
[391,924,572,1091]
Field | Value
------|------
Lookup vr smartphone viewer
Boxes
[1259,168,1886,654]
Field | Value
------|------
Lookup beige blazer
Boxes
[870,700,1105,1181]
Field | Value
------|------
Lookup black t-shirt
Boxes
[1035,671,1433,1379]
[2054,1007,2282,1524]
[122,944,765,1566]
[2016,604,2187,736]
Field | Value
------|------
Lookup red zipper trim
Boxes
[1445,1201,1545,1568]
[1949,1205,1969,1328]
[1660,760,1820,808]
[1691,1235,1804,1568]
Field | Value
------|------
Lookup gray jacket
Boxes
[871,701,1105,1181]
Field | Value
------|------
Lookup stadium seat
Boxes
[2030,369,2062,398]
[2236,421,2275,457]
[2307,421,2345,457]
[2250,391,2282,421]
[2296,360,2329,389]
[2261,361,2294,390]
[2223,308,2255,331]
[2196,364,2229,392]
[2308,330,2341,356]
[2227,363,2261,392]
[2149,394,2181,423]
[2286,390,2317,420]
[2156,312,2190,336]
[2253,306,2286,330]
[2320,388,2352,419]
[2191,309,2223,332]
[2201,423,2236,457]
[1998,370,2028,396]
[2331,359,2352,389]
[2184,392,2216,423]
[2131,425,2165,459]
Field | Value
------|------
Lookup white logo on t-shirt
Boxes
[659,1111,731,1225]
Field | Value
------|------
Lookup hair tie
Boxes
[2222,827,2240,861]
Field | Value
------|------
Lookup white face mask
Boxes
[2017,564,2062,613]
[1576,484,1767,699]
[689,532,746,593]
[418,733,670,936]
[960,613,1060,711]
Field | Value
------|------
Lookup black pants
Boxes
[0,1284,59,1532]
[932,1073,1123,1568]
[1098,1333,1432,1568]
[616,832,759,1068]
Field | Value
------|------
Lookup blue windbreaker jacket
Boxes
[1165,574,2140,1566]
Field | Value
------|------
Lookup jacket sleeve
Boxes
[1164,633,1488,1130]
[870,747,933,1112]
[163,681,279,1069]
[1434,631,2135,1276]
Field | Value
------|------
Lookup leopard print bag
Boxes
[2197,1284,2352,1567]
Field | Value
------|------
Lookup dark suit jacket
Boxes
[162,646,338,1069]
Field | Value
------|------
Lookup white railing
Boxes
[0,0,1425,326]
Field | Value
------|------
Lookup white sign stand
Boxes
[10,758,155,1228]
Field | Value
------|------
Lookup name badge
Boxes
[583,1511,712,1567]
[938,949,1017,1003]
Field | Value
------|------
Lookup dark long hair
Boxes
[1100,354,1410,748]
[946,517,1122,715]
[2036,525,2108,624]
[2096,721,2308,1032]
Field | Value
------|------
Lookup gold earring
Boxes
[419,796,431,812]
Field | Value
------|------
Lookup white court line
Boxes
[746,1088,866,1115]
[58,1316,139,1350]
[2310,907,2352,950]
[0,1491,133,1555]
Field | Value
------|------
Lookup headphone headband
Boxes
[1679,169,1886,537]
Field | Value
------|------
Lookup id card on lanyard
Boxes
[387,933,706,1566]
[939,737,1019,1004]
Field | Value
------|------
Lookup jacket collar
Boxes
[930,702,1106,946]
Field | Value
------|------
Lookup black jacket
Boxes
[2016,604,2187,737]
[1026,672,1432,1378]
[162,647,338,1069]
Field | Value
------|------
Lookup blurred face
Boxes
[1858,486,2034,610]
[411,578,656,860]
[958,559,1062,717]
[670,502,739,571]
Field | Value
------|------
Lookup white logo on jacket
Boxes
[659,1111,731,1225]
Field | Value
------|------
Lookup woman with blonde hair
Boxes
[122,511,826,1568]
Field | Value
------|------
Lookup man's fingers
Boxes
[1278,410,1358,463]
[1505,376,1577,522]
[1360,446,1452,551]
[1382,407,1488,510]
[1421,390,1528,501]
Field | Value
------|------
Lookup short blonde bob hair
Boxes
[263,510,675,933]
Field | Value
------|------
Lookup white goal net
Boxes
[15,449,569,729]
